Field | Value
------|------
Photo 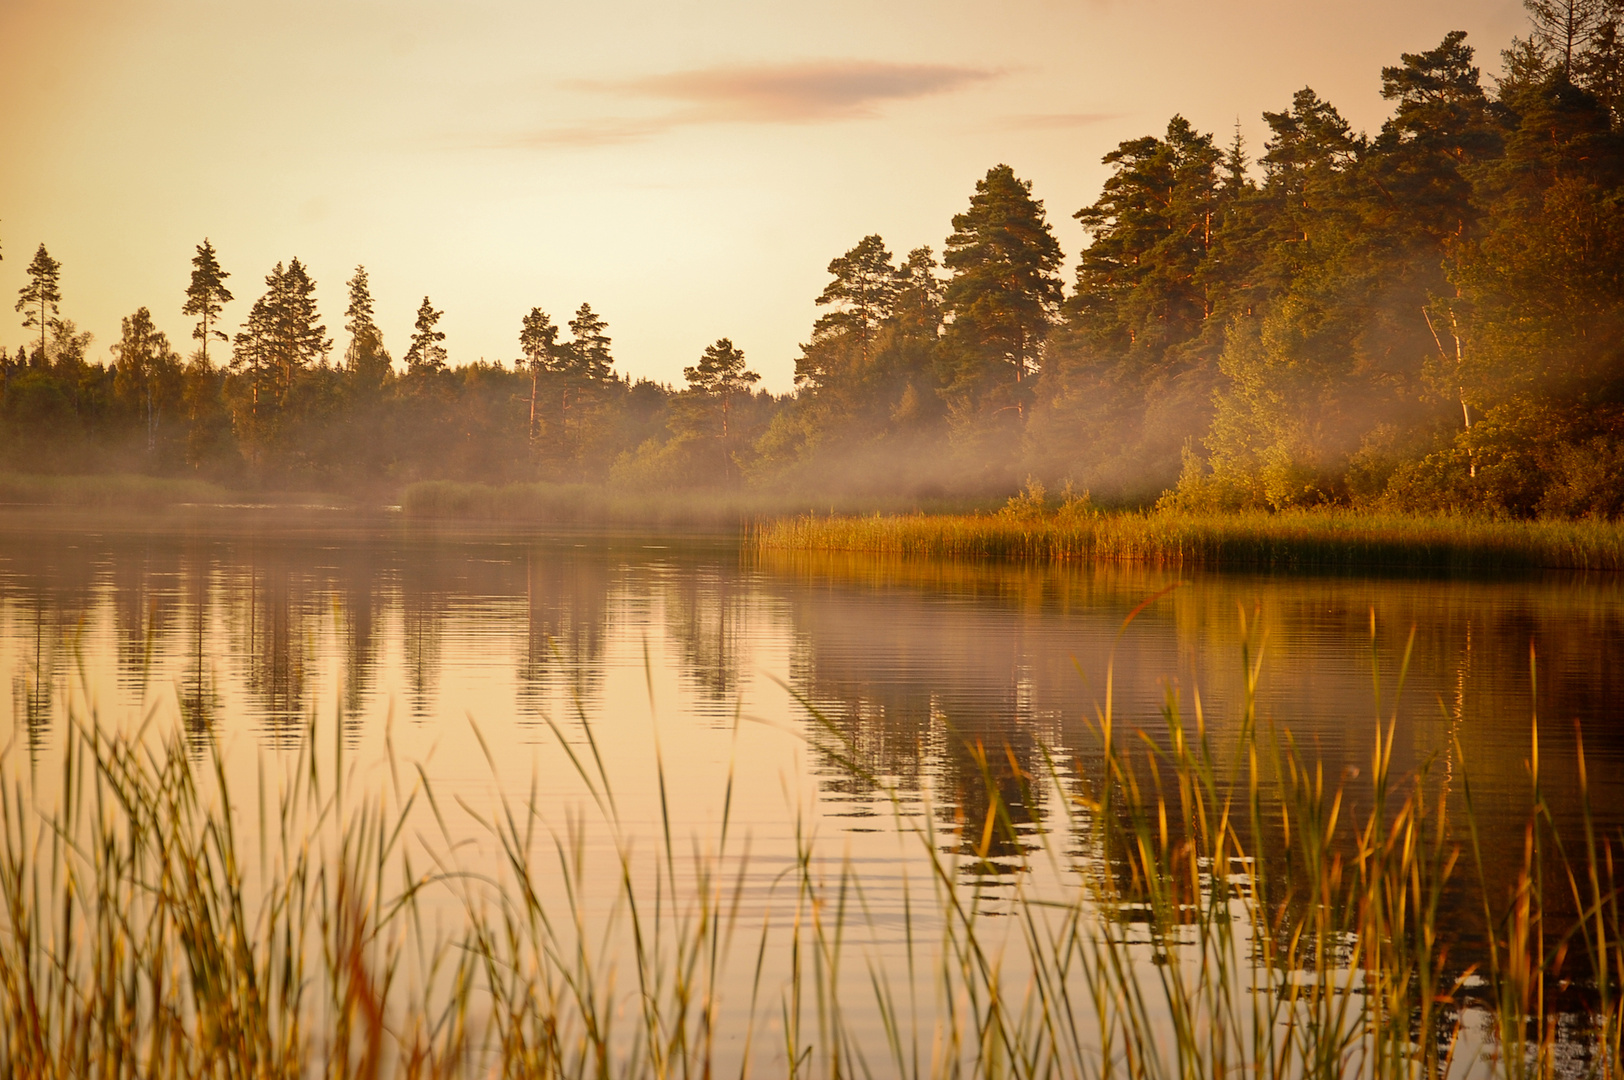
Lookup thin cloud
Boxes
[506,59,999,147]
[594,59,998,122]
[509,117,669,149]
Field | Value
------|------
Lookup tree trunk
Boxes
[528,369,538,443]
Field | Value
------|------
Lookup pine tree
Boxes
[1579,14,1624,122]
[1374,32,1498,244]
[940,165,1064,424]
[182,239,233,366]
[15,244,61,362]
[532,303,614,455]
[404,296,447,373]
[265,258,329,390]
[1523,0,1614,77]
[518,307,561,441]
[564,303,612,385]
[229,259,331,457]
[794,236,901,398]
[343,266,392,387]
[683,337,760,440]
[1071,116,1223,358]
[813,236,899,365]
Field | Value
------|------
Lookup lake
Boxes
[3,508,1622,1071]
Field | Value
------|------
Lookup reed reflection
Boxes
[765,548,1624,959]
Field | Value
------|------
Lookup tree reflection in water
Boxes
[0,514,1621,980]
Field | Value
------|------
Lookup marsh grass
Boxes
[753,510,1624,572]
[0,473,231,509]
[1,623,1620,1078]
[402,479,988,527]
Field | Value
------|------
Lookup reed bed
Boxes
[0,472,231,509]
[1,635,1620,1078]
[754,509,1624,572]
[401,479,986,527]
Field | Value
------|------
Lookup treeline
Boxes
[7,2,1624,515]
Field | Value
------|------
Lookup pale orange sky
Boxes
[1,0,1525,392]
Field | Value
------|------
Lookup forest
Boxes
[6,3,1624,518]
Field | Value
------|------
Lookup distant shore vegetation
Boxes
[6,5,1624,521]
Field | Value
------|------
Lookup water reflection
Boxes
[517,549,609,720]
[0,514,1621,928]
[766,550,1624,918]
[177,545,216,744]
[1,513,1620,1066]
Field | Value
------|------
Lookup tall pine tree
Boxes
[343,266,392,389]
[182,239,233,366]
[15,244,61,363]
[404,296,447,374]
[939,165,1063,429]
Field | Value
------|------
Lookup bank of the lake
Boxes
[0,472,233,509]
[754,509,1624,572]
[400,478,994,525]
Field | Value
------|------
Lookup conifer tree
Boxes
[260,258,329,391]
[404,296,447,373]
[939,165,1063,423]
[564,304,612,385]
[794,236,901,398]
[15,244,61,362]
[518,307,560,441]
[535,303,613,453]
[1071,116,1223,358]
[812,236,899,367]
[182,239,233,366]
[1374,32,1497,244]
[343,266,392,387]
[1523,0,1614,77]
[683,337,759,440]
[229,259,330,456]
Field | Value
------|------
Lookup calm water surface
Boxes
[3,509,1622,1061]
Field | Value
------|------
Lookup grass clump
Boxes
[402,479,985,527]
[754,505,1624,572]
[0,473,231,509]
[1,627,1621,1077]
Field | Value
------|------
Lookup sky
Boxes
[1,0,1527,392]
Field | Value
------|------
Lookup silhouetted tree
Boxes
[518,307,561,443]
[683,337,759,441]
[112,307,182,454]
[797,236,899,391]
[228,259,330,460]
[1522,0,1615,77]
[343,266,392,389]
[15,244,61,363]
[404,296,447,374]
[182,239,233,366]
